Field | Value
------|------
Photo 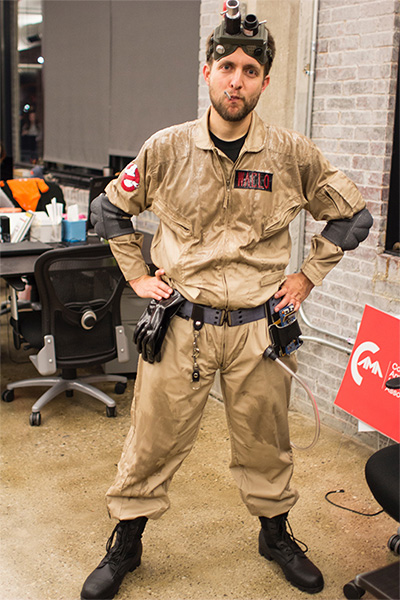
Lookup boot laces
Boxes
[105,522,138,569]
[279,516,309,557]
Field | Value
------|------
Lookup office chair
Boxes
[2,244,130,426]
[343,378,400,600]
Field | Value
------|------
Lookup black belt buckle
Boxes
[266,296,302,356]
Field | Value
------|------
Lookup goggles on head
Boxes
[211,0,270,66]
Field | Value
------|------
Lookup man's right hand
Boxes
[130,268,173,300]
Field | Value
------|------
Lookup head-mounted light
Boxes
[212,0,269,66]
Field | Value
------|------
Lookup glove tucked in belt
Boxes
[133,290,185,364]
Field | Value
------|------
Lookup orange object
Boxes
[0,178,49,212]
[0,207,22,212]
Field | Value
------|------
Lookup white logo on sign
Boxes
[350,341,383,386]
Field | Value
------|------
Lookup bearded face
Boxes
[208,84,263,122]
[203,48,269,126]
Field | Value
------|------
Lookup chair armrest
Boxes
[30,335,57,375]
[115,325,130,363]
[2,276,27,292]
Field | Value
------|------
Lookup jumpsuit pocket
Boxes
[152,198,193,238]
[151,198,202,286]
[260,195,302,240]
[312,171,362,220]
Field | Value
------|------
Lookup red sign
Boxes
[334,304,400,442]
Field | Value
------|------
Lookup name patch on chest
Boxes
[234,170,273,192]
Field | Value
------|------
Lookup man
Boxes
[81,5,372,599]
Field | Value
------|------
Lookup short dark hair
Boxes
[205,27,276,77]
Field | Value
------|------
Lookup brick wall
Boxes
[295,0,399,449]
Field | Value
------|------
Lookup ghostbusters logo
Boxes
[121,162,140,192]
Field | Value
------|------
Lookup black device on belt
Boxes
[265,296,303,356]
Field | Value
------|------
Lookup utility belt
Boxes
[177,296,302,358]
[134,291,302,388]
[176,300,266,327]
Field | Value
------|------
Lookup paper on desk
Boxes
[11,211,35,242]
[46,198,63,224]
[66,204,80,222]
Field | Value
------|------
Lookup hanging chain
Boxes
[192,328,201,390]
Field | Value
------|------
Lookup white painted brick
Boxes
[331,5,364,23]
[312,111,340,125]
[314,81,342,96]
[327,66,358,81]
[341,80,373,95]
[352,154,387,171]
[344,14,396,35]
[360,30,397,49]
[356,96,391,111]
[373,78,395,94]
[341,111,383,126]
[313,138,339,153]
[312,125,356,140]
[341,169,366,185]
[324,153,352,169]
[360,0,398,18]
[328,36,359,53]
[353,126,388,141]
[327,97,356,110]
[358,63,392,80]
[339,140,370,154]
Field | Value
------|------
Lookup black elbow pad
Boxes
[90,193,135,240]
[321,207,373,251]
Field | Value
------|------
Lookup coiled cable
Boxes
[264,346,321,451]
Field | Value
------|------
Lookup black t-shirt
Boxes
[209,131,247,163]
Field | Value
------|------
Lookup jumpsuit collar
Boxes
[194,107,267,154]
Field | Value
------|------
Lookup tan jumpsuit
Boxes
[104,109,365,520]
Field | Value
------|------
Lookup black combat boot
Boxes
[259,513,324,594]
[81,517,148,600]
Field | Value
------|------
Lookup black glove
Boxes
[90,193,135,240]
[134,290,185,363]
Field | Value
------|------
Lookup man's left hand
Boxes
[274,272,314,312]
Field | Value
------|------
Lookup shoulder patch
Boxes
[234,170,273,192]
[121,161,140,192]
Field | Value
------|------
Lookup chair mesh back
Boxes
[35,246,126,367]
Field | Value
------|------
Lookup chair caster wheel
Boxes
[343,581,365,599]
[2,389,14,402]
[388,533,400,555]
[29,412,41,426]
[115,382,127,394]
[106,405,117,418]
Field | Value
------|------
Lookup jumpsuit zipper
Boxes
[213,148,246,309]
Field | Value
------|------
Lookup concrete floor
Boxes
[0,315,398,600]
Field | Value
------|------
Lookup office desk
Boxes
[0,232,154,278]
[1,253,40,279]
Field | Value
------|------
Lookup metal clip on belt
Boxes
[177,300,267,327]
[190,304,204,390]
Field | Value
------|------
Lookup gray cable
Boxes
[274,355,321,451]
